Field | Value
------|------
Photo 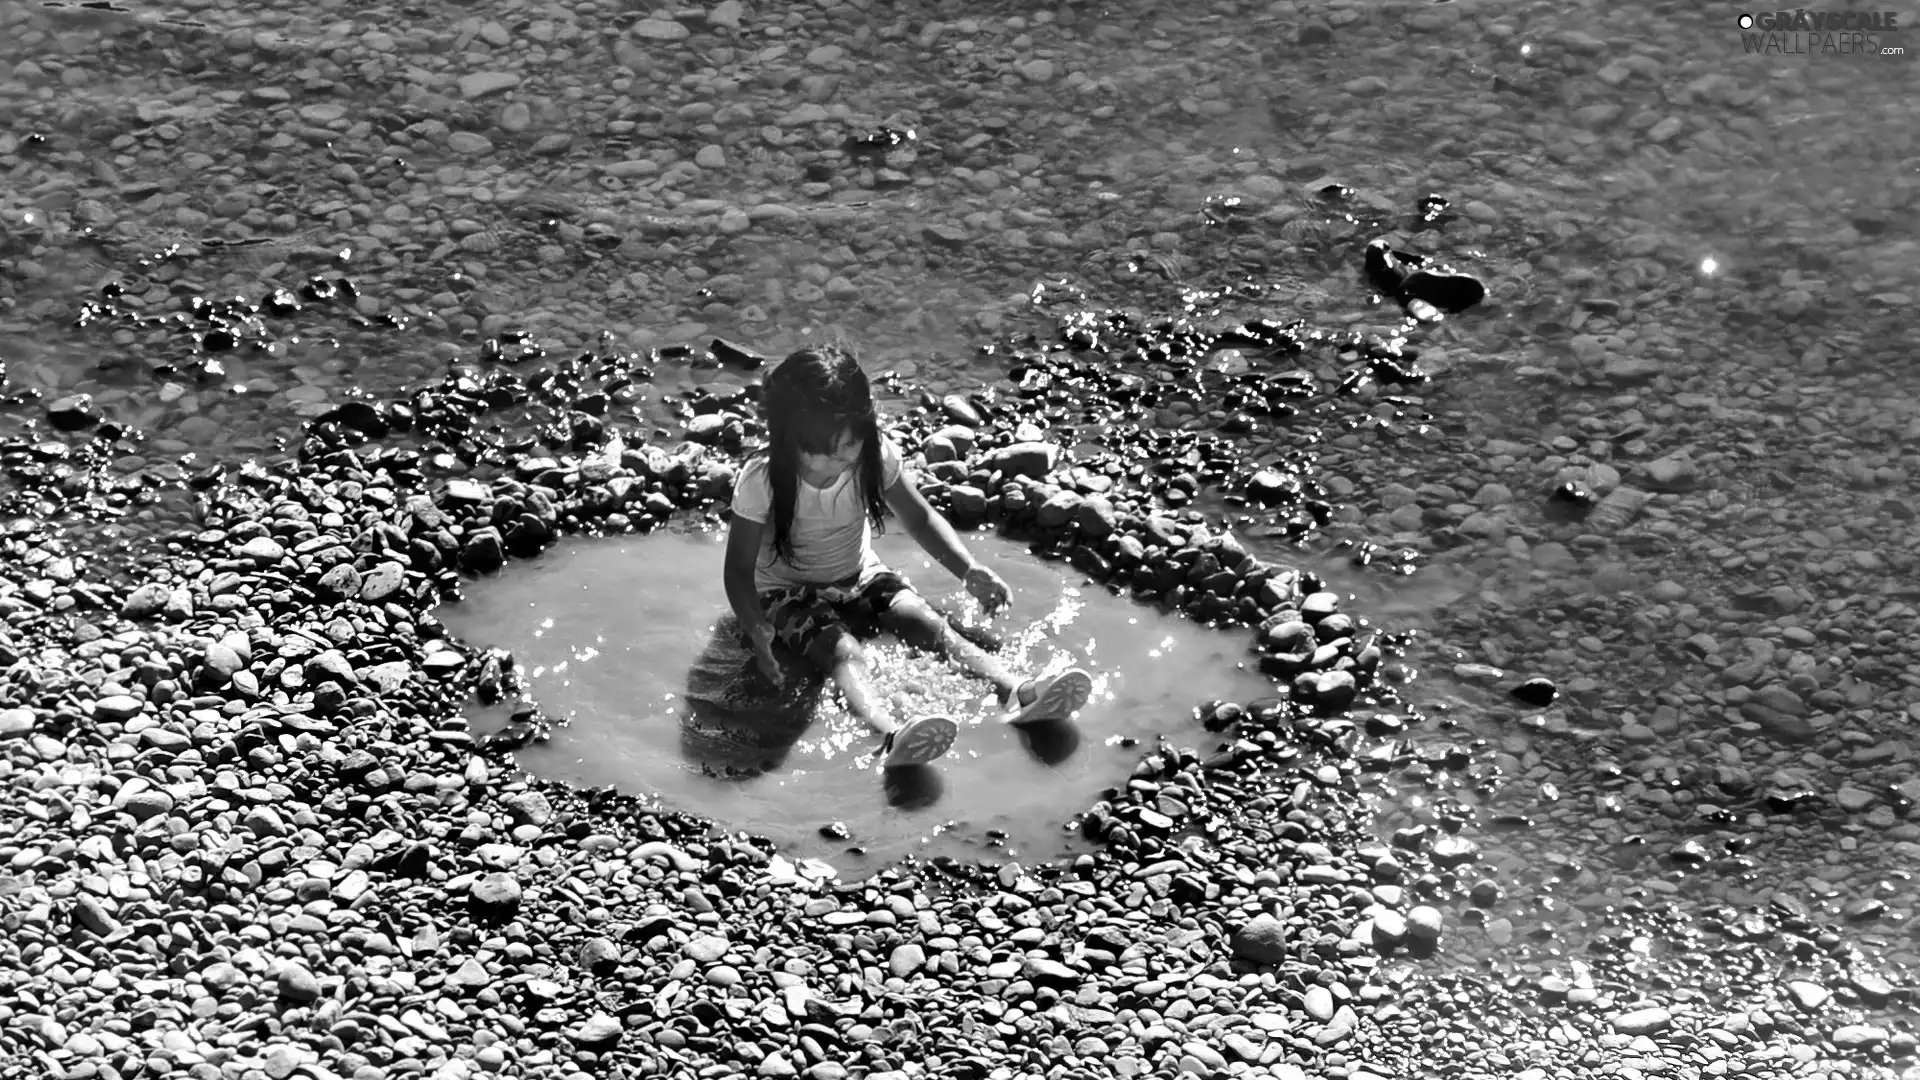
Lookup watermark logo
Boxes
[1738,11,1907,56]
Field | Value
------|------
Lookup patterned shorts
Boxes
[754,565,917,662]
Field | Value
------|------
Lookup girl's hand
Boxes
[963,564,1011,612]
[747,623,784,687]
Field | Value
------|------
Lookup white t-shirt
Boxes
[731,437,904,591]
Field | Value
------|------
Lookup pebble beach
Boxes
[0,1,1915,1079]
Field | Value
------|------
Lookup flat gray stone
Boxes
[631,17,689,40]
[1612,1007,1671,1035]
[93,695,144,722]
[457,71,520,100]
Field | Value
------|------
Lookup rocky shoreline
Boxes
[0,315,1909,1079]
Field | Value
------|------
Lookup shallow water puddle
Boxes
[443,530,1273,873]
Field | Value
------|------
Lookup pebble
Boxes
[470,872,523,917]
[1833,1024,1888,1049]
[1612,1008,1672,1036]
[458,71,521,99]
[112,785,174,821]
[631,18,689,41]
[1371,909,1407,949]
[1229,913,1289,964]
[1786,980,1831,1011]
[276,962,321,1003]
[1405,906,1444,943]
[571,1013,623,1050]
[448,132,495,155]
[888,943,925,977]
[685,934,730,963]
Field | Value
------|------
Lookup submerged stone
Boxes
[1511,677,1558,707]
[1363,238,1486,316]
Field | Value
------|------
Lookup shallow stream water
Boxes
[443,530,1277,869]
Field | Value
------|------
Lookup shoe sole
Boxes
[883,715,957,767]
[1007,668,1093,726]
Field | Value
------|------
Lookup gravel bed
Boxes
[0,0,1915,1078]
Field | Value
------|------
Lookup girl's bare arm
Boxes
[724,517,772,631]
[884,476,979,579]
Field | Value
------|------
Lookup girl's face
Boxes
[799,428,862,483]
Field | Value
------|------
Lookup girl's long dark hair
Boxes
[757,345,888,565]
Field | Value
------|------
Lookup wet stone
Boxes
[1406,906,1443,943]
[48,393,102,431]
[1430,836,1479,868]
[502,789,554,827]
[1372,909,1407,950]
[1230,913,1289,964]
[1300,592,1341,622]
[1832,1024,1888,1049]
[120,582,171,619]
[1849,972,1893,1004]
[1785,980,1830,1011]
[1511,677,1558,707]
[981,442,1055,480]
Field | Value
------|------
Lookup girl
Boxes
[724,346,1093,768]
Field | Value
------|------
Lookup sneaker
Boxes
[1005,668,1093,726]
[880,715,958,767]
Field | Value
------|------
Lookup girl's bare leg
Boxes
[878,596,1040,707]
[808,631,898,735]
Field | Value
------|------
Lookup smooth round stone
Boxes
[1406,906,1444,942]
[888,943,925,977]
[277,963,321,1003]
[94,695,144,721]
[1371,909,1407,949]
